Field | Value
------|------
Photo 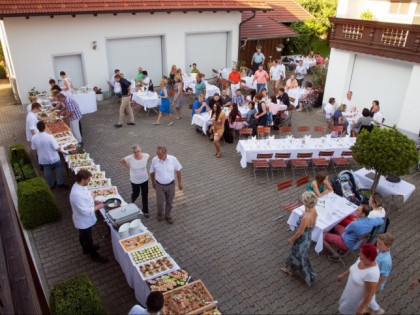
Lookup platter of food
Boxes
[87,178,111,189]
[119,231,156,253]
[74,164,100,173]
[90,171,106,180]
[90,186,118,199]
[137,255,180,281]
[161,280,216,315]
[130,243,166,265]
[46,121,71,134]
[69,159,94,169]
[53,131,73,139]
[147,269,189,292]
[65,153,90,162]
[57,136,78,145]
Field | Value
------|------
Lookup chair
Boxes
[239,128,253,139]
[278,126,292,138]
[359,124,373,133]
[312,151,334,176]
[232,117,247,140]
[257,126,271,139]
[314,125,328,136]
[296,175,310,189]
[290,152,313,178]
[300,91,318,112]
[331,151,353,174]
[296,126,310,137]
[270,153,291,181]
[368,217,390,244]
[335,232,371,266]
[251,153,273,181]
[332,125,344,137]
[131,101,143,117]
[280,106,295,127]
[274,180,301,220]
[240,79,252,95]
[212,69,221,87]
[289,97,296,105]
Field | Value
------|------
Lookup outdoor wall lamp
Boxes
[92,41,97,50]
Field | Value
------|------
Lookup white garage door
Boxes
[107,36,163,86]
[54,54,85,89]
[186,33,228,79]
[349,54,412,127]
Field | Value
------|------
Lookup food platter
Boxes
[137,255,180,281]
[87,178,111,189]
[74,164,100,173]
[53,131,73,139]
[129,243,166,265]
[90,186,118,198]
[147,269,189,292]
[46,121,71,134]
[57,136,78,146]
[69,159,94,169]
[119,231,156,253]
[65,153,90,162]
[161,280,216,315]
[90,171,106,180]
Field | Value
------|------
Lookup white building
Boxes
[0,0,271,103]
[324,0,420,138]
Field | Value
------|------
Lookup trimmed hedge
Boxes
[50,274,106,315]
[9,144,31,165]
[17,177,61,229]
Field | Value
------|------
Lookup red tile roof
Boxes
[241,11,297,39]
[264,0,312,22]
[0,0,272,17]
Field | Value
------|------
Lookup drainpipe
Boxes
[238,11,256,62]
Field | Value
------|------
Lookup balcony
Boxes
[329,17,420,63]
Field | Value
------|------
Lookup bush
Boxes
[17,177,61,229]
[12,162,36,182]
[50,274,106,315]
[9,144,31,165]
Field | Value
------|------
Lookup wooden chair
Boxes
[314,125,328,136]
[331,151,353,174]
[296,125,310,137]
[274,180,302,220]
[278,126,292,138]
[232,117,247,140]
[290,152,313,178]
[289,97,296,105]
[300,91,318,112]
[257,126,271,139]
[281,106,295,127]
[312,151,334,176]
[270,153,291,181]
[252,153,273,181]
[332,125,344,137]
[239,128,253,139]
[296,175,310,189]
[240,79,252,95]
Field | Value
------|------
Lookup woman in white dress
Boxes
[337,243,380,315]
[60,71,74,95]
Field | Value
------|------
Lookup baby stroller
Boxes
[331,170,366,205]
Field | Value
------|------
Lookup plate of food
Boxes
[90,171,106,180]
[130,243,166,265]
[74,164,100,173]
[57,136,78,145]
[120,231,156,253]
[137,255,180,281]
[90,186,118,199]
[147,269,189,292]
[65,153,90,162]
[69,159,94,169]
[87,178,111,189]
[46,121,71,134]
[161,280,216,315]
[54,131,73,139]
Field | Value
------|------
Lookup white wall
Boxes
[336,0,417,23]
[3,12,241,102]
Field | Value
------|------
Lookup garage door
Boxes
[54,54,85,89]
[186,33,228,79]
[349,54,412,127]
[107,36,163,86]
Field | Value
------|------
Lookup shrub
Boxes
[9,144,31,165]
[17,177,61,229]
[50,274,106,315]
[12,162,36,182]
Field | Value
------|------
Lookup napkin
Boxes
[269,135,275,140]
[252,136,256,141]
[304,135,311,141]
[326,134,331,140]
[345,134,350,140]
[286,135,294,141]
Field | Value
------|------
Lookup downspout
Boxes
[238,10,256,62]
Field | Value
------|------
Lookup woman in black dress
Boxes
[254,92,267,127]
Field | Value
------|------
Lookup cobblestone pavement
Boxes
[1,83,419,314]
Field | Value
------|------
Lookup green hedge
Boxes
[0,64,6,79]
[9,144,31,165]
[17,177,61,229]
[50,274,106,315]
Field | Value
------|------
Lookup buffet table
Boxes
[236,136,356,168]
[353,168,416,203]
[287,192,358,253]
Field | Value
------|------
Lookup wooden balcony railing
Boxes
[329,17,420,63]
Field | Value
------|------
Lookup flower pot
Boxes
[96,93,104,101]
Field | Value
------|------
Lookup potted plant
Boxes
[93,86,103,101]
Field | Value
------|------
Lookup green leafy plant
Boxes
[50,274,106,315]
[311,66,328,91]
[28,87,46,97]
[0,64,6,79]
[17,177,61,229]
[360,9,374,20]
[9,144,31,165]
[295,0,338,36]
[12,161,36,182]
[352,127,419,193]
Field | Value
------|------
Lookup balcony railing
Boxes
[329,17,420,63]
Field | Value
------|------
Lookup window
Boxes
[389,0,410,15]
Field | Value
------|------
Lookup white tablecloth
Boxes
[343,111,362,134]
[132,92,161,111]
[100,209,150,305]
[241,76,257,90]
[302,57,316,69]
[287,87,307,106]
[220,68,231,80]
[187,82,220,99]
[353,168,416,203]
[73,91,97,114]
[287,193,358,253]
[236,136,356,168]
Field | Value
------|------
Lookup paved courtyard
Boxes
[1,82,419,314]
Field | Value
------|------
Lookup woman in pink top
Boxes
[228,103,244,130]
[252,65,269,93]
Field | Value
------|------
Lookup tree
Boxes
[296,0,338,36]
[352,127,419,194]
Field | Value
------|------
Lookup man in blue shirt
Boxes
[251,48,265,73]
[323,204,384,261]
[191,94,209,117]
[194,74,206,99]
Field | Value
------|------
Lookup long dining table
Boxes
[236,136,356,168]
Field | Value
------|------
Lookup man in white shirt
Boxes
[128,291,164,315]
[150,146,182,224]
[110,69,120,87]
[70,170,108,263]
[294,60,307,87]
[324,97,336,122]
[342,91,355,111]
[142,71,152,92]
[370,101,384,127]
[26,103,41,142]
[31,121,67,189]
[269,60,285,95]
